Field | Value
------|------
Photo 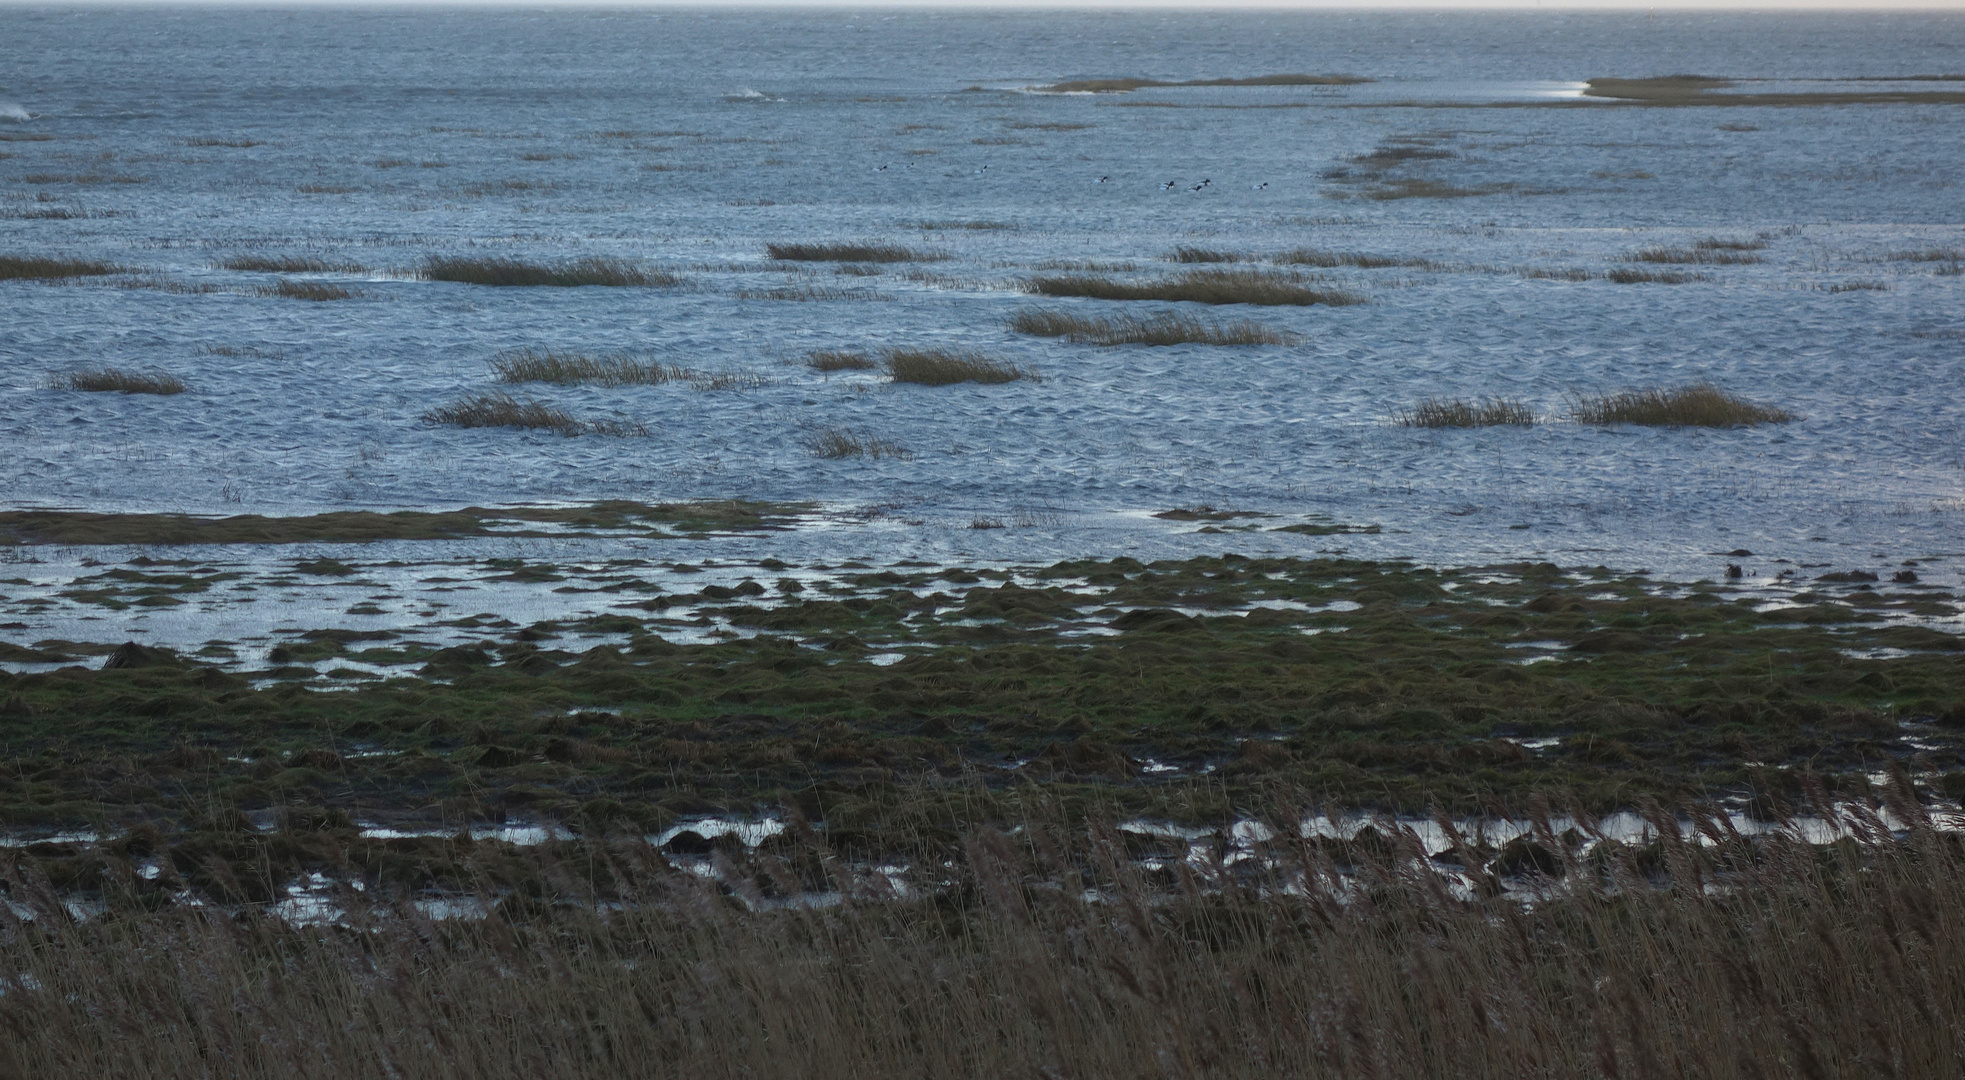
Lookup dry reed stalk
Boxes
[1570,384,1795,427]
[1,800,1960,1079]
[805,426,913,460]
[219,255,366,273]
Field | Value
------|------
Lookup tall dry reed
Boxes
[1,796,1960,1079]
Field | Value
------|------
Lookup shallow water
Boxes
[2,8,1962,592]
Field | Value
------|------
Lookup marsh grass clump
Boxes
[1570,384,1795,427]
[491,349,690,387]
[0,255,124,280]
[1010,309,1295,346]
[1396,397,1535,427]
[421,257,679,288]
[1694,236,1768,252]
[1027,269,1362,307]
[807,350,877,373]
[735,285,890,302]
[885,349,1033,386]
[1629,246,1762,265]
[1035,72,1368,93]
[258,279,357,301]
[56,368,186,396]
[1168,247,1252,264]
[766,243,945,263]
[1274,248,1433,269]
[423,392,646,436]
[805,426,914,460]
[1606,267,1707,284]
[220,255,366,274]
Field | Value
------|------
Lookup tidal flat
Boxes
[4,8,1965,1074]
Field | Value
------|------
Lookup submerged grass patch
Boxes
[0,255,124,280]
[766,242,944,263]
[491,349,690,387]
[807,350,877,373]
[258,279,357,301]
[1396,397,1534,427]
[805,426,914,460]
[1274,248,1435,269]
[1629,246,1763,265]
[421,257,679,288]
[1027,270,1363,307]
[1583,74,1965,106]
[1010,308,1295,346]
[55,368,186,396]
[886,349,1033,385]
[1605,267,1708,284]
[219,255,366,274]
[1570,384,1795,427]
[423,392,647,436]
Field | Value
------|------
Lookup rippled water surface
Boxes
[3,8,1962,581]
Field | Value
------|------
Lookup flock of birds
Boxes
[872,163,1270,191]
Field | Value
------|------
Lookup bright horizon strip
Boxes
[6,1,1965,10]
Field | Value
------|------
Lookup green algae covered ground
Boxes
[4,554,1961,875]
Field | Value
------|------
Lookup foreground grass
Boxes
[55,369,186,395]
[1011,308,1295,346]
[1027,270,1363,307]
[1571,384,1796,427]
[491,349,690,387]
[423,392,648,436]
[886,348,1033,385]
[422,257,679,288]
[0,255,123,280]
[4,793,1961,1079]
[1396,397,1534,427]
[1,553,1959,843]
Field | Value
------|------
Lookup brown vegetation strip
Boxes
[55,368,186,395]
[1027,270,1363,307]
[1583,74,1965,106]
[1011,309,1295,346]
[886,349,1033,385]
[1036,72,1368,93]
[0,256,124,280]
[1570,384,1795,427]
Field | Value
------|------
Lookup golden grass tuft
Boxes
[885,349,1034,386]
[491,349,690,387]
[0,255,123,280]
[1570,384,1795,427]
[1010,309,1295,346]
[56,368,186,395]
[807,350,877,373]
[258,279,357,301]
[1396,397,1534,427]
[421,257,679,288]
[1027,270,1362,308]
[805,426,914,460]
[423,392,646,436]
[766,242,945,263]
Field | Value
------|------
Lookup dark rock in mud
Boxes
[1110,608,1200,633]
[1818,570,1880,583]
[102,641,183,669]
